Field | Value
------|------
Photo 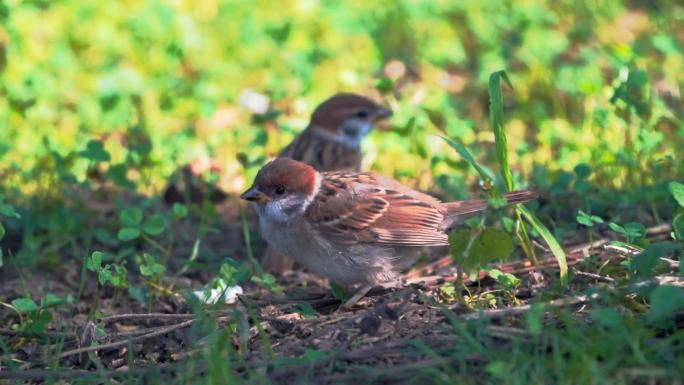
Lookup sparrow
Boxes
[241,158,538,287]
[162,163,228,206]
[279,93,392,172]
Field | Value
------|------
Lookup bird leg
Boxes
[340,279,403,310]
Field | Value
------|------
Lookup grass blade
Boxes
[518,205,568,284]
[488,69,567,284]
[489,70,515,192]
[441,136,496,184]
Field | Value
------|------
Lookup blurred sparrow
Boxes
[162,159,228,205]
[279,93,392,172]
[241,158,537,287]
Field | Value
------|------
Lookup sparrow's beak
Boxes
[240,187,271,203]
[373,106,393,122]
[373,107,393,131]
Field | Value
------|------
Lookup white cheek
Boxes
[357,121,373,136]
[341,120,373,147]
[263,201,290,222]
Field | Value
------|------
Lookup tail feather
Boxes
[442,190,538,221]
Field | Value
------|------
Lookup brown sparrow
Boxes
[279,93,392,172]
[241,158,538,287]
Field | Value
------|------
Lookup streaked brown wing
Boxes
[305,173,449,246]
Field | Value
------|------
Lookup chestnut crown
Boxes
[241,158,318,202]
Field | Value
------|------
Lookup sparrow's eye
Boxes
[355,109,368,119]
[274,186,286,195]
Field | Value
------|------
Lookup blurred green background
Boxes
[1,0,683,253]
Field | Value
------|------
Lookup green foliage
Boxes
[172,203,188,220]
[442,136,496,185]
[630,242,681,278]
[673,215,684,241]
[609,222,646,244]
[518,205,568,283]
[487,70,568,283]
[449,228,514,272]
[251,273,281,293]
[647,285,684,324]
[79,140,111,163]
[87,251,128,288]
[11,294,65,333]
[576,210,603,228]
[487,268,521,291]
[489,70,514,192]
[139,253,166,277]
[670,182,684,207]
[117,207,167,241]
[12,297,38,313]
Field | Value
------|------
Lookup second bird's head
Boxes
[308,93,392,148]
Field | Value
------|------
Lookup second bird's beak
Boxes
[373,107,393,122]
[240,187,271,204]
[373,107,393,131]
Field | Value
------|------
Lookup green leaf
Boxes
[119,207,142,226]
[573,164,592,180]
[576,211,594,227]
[0,203,19,218]
[293,303,319,320]
[117,227,141,241]
[488,268,520,290]
[43,294,63,307]
[669,182,684,207]
[172,203,188,219]
[631,242,681,277]
[86,251,104,271]
[488,70,514,192]
[142,214,166,235]
[624,222,646,242]
[448,228,471,262]
[518,206,568,284]
[139,264,153,276]
[673,214,684,240]
[140,263,166,277]
[647,285,684,323]
[151,263,166,274]
[12,298,38,312]
[449,228,514,271]
[140,253,165,276]
[98,266,113,285]
[441,136,496,184]
[591,307,623,329]
[609,222,625,234]
[128,285,148,302]
[107,164,135,188]
[576,210,603,227]
[79,140,111,162]
[526,303,544,335]
[0,221,5,241]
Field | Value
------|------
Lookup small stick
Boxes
[100,313,196,323]
[573,270,615,282]
[57,319,196,360]
[453,292,600,318]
